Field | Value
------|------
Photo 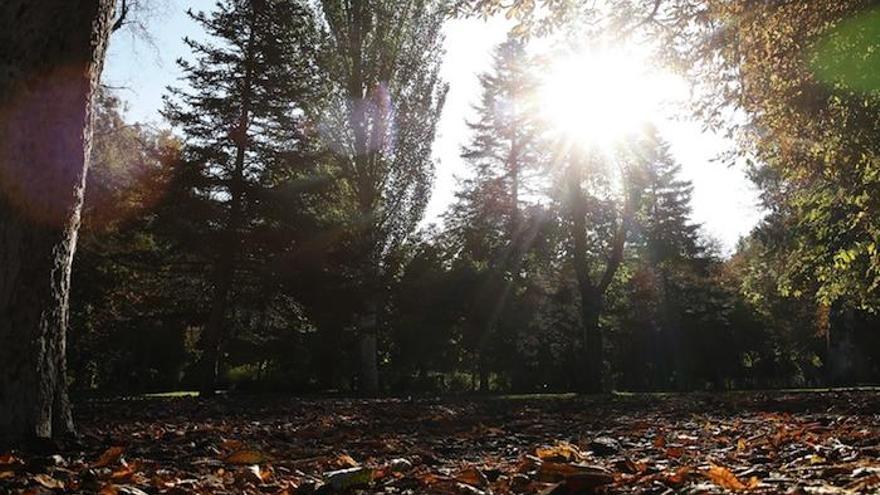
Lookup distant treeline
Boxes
[68,0,880,396]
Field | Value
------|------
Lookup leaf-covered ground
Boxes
[3,391,880,494]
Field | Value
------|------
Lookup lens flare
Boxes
[537,45,686,149]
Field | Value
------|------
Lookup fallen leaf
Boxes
[653,434,666,449]
[325,466,374,490]
[335,453,358,468]
[93,446,125,468]
[616,458,646,474]
[224,449,271,465]
[704,464,758,491]
[456,466,489,487]
[541,472,615,494]
[665,466,692,486]
[536,442,582,462]
[111,461,140,482]
[34,473,65,489]
[538,462,613,484]
[98,484,119,495]
[665,446,684,459]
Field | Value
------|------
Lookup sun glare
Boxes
[537,46,686,148]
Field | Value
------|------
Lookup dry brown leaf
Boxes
[456,466,488,488]
[536,442,582,462]
[665,446,684,459]
[224,449,271,465]
[704,464,758,491]
[93,446,125,468]
[98,484,119,495]
[665,466,692,486]
[538,462,613,483]
[653,434,666,449]
[335,453,358,468]
[33,473,65,489]
[110,461,139,482]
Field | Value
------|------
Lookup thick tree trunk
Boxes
[0,0,114,442]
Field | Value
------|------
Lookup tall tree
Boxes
[444,36,543,391]
[317,0,448,394]
[0,0,116,441]
[163,0,321,394]
[621,127,704,388]
[561,148,636,393]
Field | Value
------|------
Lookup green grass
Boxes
[141,390,201,398]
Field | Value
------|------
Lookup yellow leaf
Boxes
[535,442,582,462]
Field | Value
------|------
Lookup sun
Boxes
[536,45,686,148]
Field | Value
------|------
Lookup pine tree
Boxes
[619,127,703,389]
[317,0,448,394]
[162,0,321,394]
[445,36,543,391]
[632,127,701,266]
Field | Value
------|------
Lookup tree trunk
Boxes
[358,307,379,395]
[578,291,604,394]
[0,0,114,442]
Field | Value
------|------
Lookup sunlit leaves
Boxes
[811,6,880,94]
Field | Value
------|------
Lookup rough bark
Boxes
[0,0,114,443]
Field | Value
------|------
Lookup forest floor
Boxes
[3,390,880,494]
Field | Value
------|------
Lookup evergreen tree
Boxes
[162,0,321,393]
[444,36,544,391]
[619,127,704,389]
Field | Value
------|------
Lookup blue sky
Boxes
[103,1,764,253]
